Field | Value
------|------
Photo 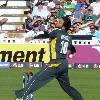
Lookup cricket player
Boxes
[15,16,83,100]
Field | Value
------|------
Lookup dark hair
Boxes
[33,22,39,27]
[35,2,44,6]
[62,16,71,31]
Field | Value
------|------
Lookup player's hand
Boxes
[68,53,76,59]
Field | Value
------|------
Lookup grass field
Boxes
[0,68,100,100]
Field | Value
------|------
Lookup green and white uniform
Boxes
[15,29,83,100]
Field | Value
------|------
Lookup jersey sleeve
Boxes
[49,30,58,38]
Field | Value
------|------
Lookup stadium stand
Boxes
[0,0,29,40]
[0,0,100,68]
[0,0,100,42]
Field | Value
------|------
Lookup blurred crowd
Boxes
[23,0,100,42]
[0,0,100,42]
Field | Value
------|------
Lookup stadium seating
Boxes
[0,0,29,38]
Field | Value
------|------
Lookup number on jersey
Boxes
[60,41,68,54]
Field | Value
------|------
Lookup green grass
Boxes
[0,68,100,100]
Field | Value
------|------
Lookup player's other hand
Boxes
[68,54,75,58]
[67,52,76,59]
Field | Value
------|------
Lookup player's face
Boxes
[55,18,64,29]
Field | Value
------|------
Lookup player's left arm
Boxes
[34,30,58,39]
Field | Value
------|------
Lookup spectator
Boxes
[47,0,55,9]
[55,1,65,18]
[49,8,56,17]
[28,2,50,19]
[24,17,33,31]
[75,3,81,11]
[88,24,100,39]
[74,4,88,19]
[25,22,44,42]
[36,19,46,31]
[81,20,94,33]
[72,18,88,35]
[49,14,56,24]
[90,0,100,16]
[24,16,44,31]
[48,22,56,32]
[84,6,98,23]
[62,0,76,14]
[75,0,89,11]
[54,1,65,19]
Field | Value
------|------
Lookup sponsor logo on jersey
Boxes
[61,35,69,41]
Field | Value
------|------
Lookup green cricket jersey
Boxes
[49,29,72,60]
